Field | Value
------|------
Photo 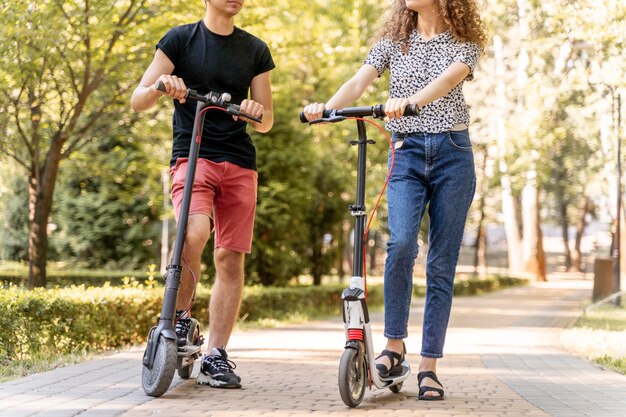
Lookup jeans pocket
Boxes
[447,130,472,151]
[393,139,405,150]
[391,133,408,151]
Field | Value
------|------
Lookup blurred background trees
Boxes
[0,0,624,287]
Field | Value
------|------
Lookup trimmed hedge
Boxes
[0,285,162,362]
[1,274,525,364]
[0,269,152,287]
[0,283,383,363]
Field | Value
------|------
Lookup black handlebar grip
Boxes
[155,80,203,102]
[373,104,420,117]
[155,80,166,92]
[299,109,336,123]
[403,104,420,116]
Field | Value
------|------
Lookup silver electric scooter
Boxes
[300,104,417,407]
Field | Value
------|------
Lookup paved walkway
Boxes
[1,274,626,417]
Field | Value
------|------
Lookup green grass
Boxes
[595,356,626,374]
[563,303,626,375]
[578,304,626,331]
[0,351,98,383]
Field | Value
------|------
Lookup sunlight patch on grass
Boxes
[561,304,626,375]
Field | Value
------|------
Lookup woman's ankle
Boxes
[386,339,405,353]
[419,356,437,373]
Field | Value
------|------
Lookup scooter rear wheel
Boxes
[389,382,403,393]
[142,334,178,397]
[338,347,366,407]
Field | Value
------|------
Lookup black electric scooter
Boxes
[300,104,418,407]
[141,81,262,397]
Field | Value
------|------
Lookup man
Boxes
[131,0,274,388]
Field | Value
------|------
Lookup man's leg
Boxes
[197,161,255,388]
[197,247,245,388]
[208,247,245,349]
[176,214,213,312]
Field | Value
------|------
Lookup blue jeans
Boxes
[383,130,476,358]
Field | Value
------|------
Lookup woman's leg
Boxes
[378,134,428,369]
[420,130,476,396]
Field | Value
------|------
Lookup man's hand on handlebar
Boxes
[236,99,264,124]
[154,75,188,104]
[302,103,326,122]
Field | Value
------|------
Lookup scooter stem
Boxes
[144,99,208,369]
[351,120,368,278]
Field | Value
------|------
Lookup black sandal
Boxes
[375,343,406,379]
[418,371,445,400]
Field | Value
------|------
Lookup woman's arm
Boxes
[385,62,471,119]
[303,64,379,121]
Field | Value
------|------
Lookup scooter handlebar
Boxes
[299,104,419,123]
[155,81,262,123]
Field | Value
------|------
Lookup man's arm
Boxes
[240,70,273,133]
[130,49,188,112]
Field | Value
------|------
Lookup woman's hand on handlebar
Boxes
[154,75,188,104]
[236,99,264,124]
[302,103,326,122]
[384,97,412,121]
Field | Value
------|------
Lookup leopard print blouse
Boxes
[364,30,481,134]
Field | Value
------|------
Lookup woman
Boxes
[302,0,487,400]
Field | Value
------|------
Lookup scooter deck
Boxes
[177,344,202,357]
[377,361,411,387]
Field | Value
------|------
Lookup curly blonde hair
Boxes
[375,0,488,52]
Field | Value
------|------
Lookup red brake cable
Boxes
[345,117,396,298]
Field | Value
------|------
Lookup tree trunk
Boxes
[473,146,488,277]
[341,220,352,278]
[312,245,323,286]
[572,197,591,272]
[337,221,346,279]
[310,220,324,285]
[27,144,62,288]
[27,176,50,288]
[555,178,572,270]
[474,218,487,277]
[494,35,523,271]
[522,171,547,281]
[368,230,378,275]
[535,205,548,281]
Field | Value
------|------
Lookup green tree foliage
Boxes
[0,0,179,287]
[0,176,29,262]
[240,0,387,285]
[6,0,624,285]
[51,133,163,269]
[467,0,625,273]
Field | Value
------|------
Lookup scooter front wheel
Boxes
[142,334,178,397]
[338,347,366,407]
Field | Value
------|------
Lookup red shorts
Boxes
[170,158,257,253]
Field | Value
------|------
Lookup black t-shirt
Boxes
[157,21,275,170]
